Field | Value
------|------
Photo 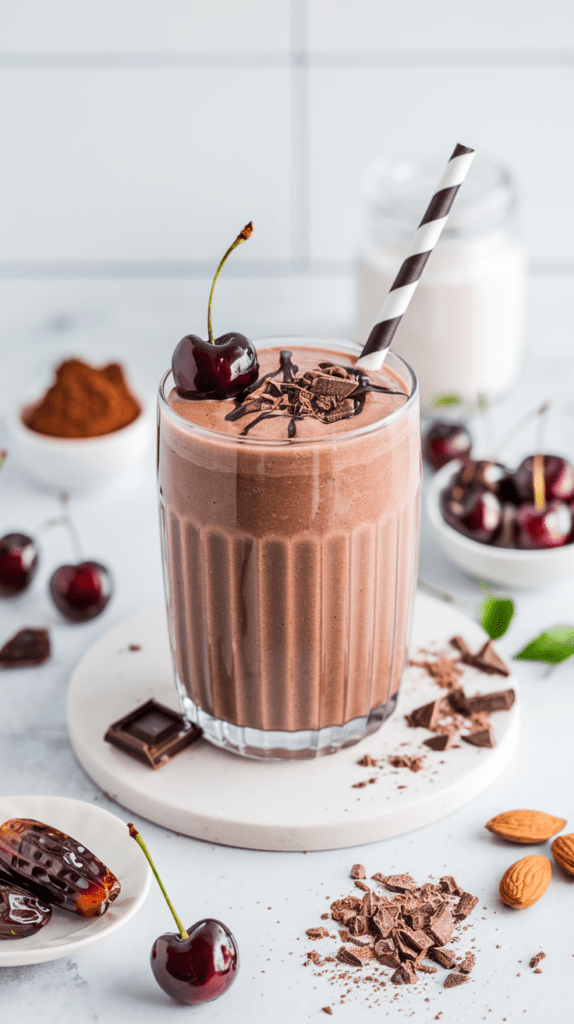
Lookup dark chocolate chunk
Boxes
[379,874,416,893]
[322,1009,333,1016]
[447,688,470,715]
[308,375,357,398]
[472,639,510,676]
[424,733,454,752]
[391,963,417,985]
[427,947,457,969]
[464,689,515,714]
[396,926,435,954]
[529,951,546,969]
[405,698,446,730]
[417,962,437,974]
[336,946,368,966]
[307,927,329,939]
[450,636,473,662]
[104,698,201,769]
[439,876,460,895]
[454,892,479,920]
[350,864,366,879]
[372,908,396,939]
[462,725,494,748]
[427,906,455,947]
[0,628,50,668]
[444,972,469,988]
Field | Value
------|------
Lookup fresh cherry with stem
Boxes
[48,494,112,622]
[128,824,239,1006]
[172,222,259,400]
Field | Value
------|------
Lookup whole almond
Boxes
[499,855,552,909]
[486,810,566,844]
[551,833,574,875]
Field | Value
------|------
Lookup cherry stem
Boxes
[533,405,549,511]
[489,401,549,461]
[58,493,83,562]
[128,824,188,941]
[207,222,253,344]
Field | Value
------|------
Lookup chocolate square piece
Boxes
[104,698,201,768]
[0,628,50,667]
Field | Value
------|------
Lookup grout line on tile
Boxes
[290,0,310,267]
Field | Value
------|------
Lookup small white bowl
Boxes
[7,399,151,490]
[426,461,574,588]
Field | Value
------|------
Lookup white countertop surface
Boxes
[1,274,573,1022]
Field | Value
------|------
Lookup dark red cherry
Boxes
[423,420,472,470]
[172,222,258,401]
[152,918,239,1006]
[49,560,112,621]
[172,332,258,400]
[0,533,39,596]
[513,455,574,504]
[128,825,239,1007]
[515,501,572,549]
[442,486,502,544]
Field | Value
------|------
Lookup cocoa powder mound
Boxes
[24,358,141,438]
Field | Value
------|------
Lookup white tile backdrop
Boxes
[0,0,572,284]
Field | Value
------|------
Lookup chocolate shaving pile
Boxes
[305,869,478,990]
[407,637,514,750]
[225,351,407,438]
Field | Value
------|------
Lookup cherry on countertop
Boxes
[0,533,39,597]
[49,561,112,622]
[151,918,239,1006]
[128,824,239,1006]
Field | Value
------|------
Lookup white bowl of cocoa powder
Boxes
[7,358,151,490]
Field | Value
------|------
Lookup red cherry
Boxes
[515,501,572,549]
[0,533,39,596]
[172,223,258,401]
[423,421,472,471]
[172,332,258,400]
[49,561,112,621]
[128,825,239,1007]
[514,455,574,504]
[442,487,502,544]
[152,918,239,1006]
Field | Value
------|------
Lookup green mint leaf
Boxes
[480,598,515,639]
[515,626,574,665]
[431,393,462,407]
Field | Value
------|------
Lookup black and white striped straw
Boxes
[356,143,475,371]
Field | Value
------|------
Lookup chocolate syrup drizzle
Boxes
[225,350,408,438]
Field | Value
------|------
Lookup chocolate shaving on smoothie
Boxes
[225,350,408,437]
[305,868,478,994]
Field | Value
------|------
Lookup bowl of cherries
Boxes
[424,421,574,588]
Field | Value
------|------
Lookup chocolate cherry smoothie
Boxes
[158,337,421,759]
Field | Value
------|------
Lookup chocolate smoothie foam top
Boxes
[167,344,411,442]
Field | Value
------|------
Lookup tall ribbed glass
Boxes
[157,338,421,760]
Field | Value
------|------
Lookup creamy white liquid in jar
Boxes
[355,155,526,408]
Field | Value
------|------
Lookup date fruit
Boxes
[0,877,52,939]
[0,819,121,917]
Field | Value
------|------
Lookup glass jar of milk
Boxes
[356,155,525,408]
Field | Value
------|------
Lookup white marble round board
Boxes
[66,592,519,852]
[0,795,151,966]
